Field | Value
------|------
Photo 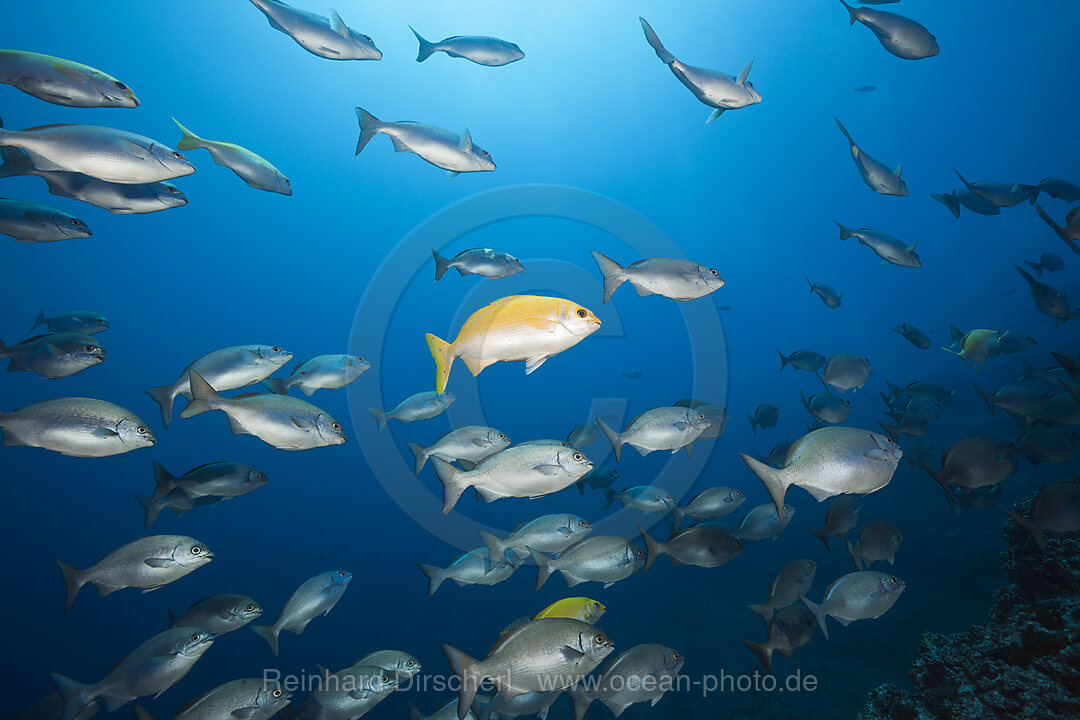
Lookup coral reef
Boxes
[856,492,1080,720]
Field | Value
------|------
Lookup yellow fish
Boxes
[426,295,601,394]
[942,328,1002,367]
[534,597,606,624]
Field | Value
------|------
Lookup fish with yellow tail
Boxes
[942,328,1005,367]
[426,295,600,394]
[495,597,607,642]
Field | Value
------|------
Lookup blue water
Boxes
[3,1,1080,719]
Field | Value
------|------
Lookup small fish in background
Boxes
[29,309,108,335]
[531,536,645,590]
[674,398,728,439]
[433,248,524,281]
[15,693,98,720]
[0,198,91,243]
[286,664,396,720]
[622,370,644,379]
[356,650,422,681]
[0,397,155,457]
[931,185,1000,218]
[410,27,524,66]
[893,323,930,349]
[426,295,599,393]
[834,117,907,196]
[58,535,213,611]
[596,406,710,460]
[1015,426,1080,466]
[748,559,817,623]
[802,390,853,425]
[1005,482,1080,551]
[670,487,745,527]
[1015,265,1076,327]
[853,85,877,93]
[591,251,724,302]
[943,328,1006,366]
[778,349,826,372]
[417,548,523,597]
[919,437,1016,510]
[0,49,138,107]
[758,440,793,469]
[168,594,263,635]
[877,412,928,439]
[748,403,779,435]
[0,332,104,378]
[801,571,906,639]
[576,465,619,494]
[1035,177,1080,203]
[0,119,194,184]
[835,221,920,268]
[806,276,843,308]
[972,383,1051,422]
[1035,205,1080,255]
[407,425,509,473]
[51,628,215,718]
[566,643,684,719]
[820,353,871,393]
[603,485,675,513]
[147,679,290,720]
[809,496,860,548]
[1024,253,1065,278]
[1016,359,1066,384]
[742,604,817,673]
[250,570,352,656]
[248,0,380,60]
[262,354,370,396]
[838,1,939,60]
[355,108,496,176]
[368,391,455,432]
[172,119,291,195]
[846,519,904,570]
[471,692,557,720]
[734,503,796,541]
[478,514,592,560]
[137,460,268,527]
[567,419,601,448]
[409,699,477,720]
[639,17,761,123]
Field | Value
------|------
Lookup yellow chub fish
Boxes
[534,597,606,624]
[425,294,601,394]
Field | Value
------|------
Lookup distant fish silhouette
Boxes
[854,85,877,93]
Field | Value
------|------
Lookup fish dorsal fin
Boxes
[1067,206,1079,225]
[737,60,753,85]
[233,392,265,399]
[330,9,348,36]
[459,129,473,153]
[24,124,79,132]
[894,164,903,179]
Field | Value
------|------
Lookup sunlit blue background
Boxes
[3,1,1079,718]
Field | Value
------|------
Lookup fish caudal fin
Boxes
[528,546,555,591]
[670,505,687,528]
[354,107,383,155]
[51,673,95,720]
[800,596,830,640]
[431,457,471,515]
[417,562,446,597]
[845,538,864,571]
[838,0,857,25]
[595,417,624,462]
[639,17,674,64]
[931,192,961,219]
[834,220,855,241]
[591,250,627,303]
[443,644,484,719]
[432,249,453,281]
[145,384,176,429]
[410,26,437,62]
[405,440,429,473]
[638,525,663,572]
[260,378,291,395]
[426,333,454,395]
[135,495,161,528]
[601,487,617,510]
[567,685,595,720]
[179,371,222,418]
[834,117,854,144]
[29,309,46,334]
[808,527,831,549]
[747,602,774,623]
[741,639,774,673]
[57,560,86,613]
[172,118,204,152]
[0,146,33,178]
[133,706,155,720]
[777,349,790,370]
[250,624,282,657]
[477,530,505,563]
[1005,510,1046,551]
[366,406,388,432]
[740,453,788,518]
[972,383,996,415]
[150,460,177,502]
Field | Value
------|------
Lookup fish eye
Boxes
[407,660,417,667]
[272,347,282,352]
[382,676,391,683]
[191,546,202,554]
[672,651,681,660]
[338,571,348,577]
[595,634,606,644]
[498,433,507,439]
[332,422,341,431]
[579,520,588,526]
[167,186,181,194]
[272,689,282,698]
[246,604,256,611]
[70,218,85,227]
[170,151,183,159]
[137,426,148,434]
[84,345,95,352]
[576,308,587,318]
[573,453,584,461]
[191,634,201,642]
[698,413,705,420]
[710,269,718,275]
[113,81,128,90]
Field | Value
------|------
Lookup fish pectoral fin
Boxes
[447,170,461,178]
[388,134,413,153]
[533,464,562,476]
[559,646,586,660]
[318,46,342,55]
[231,708,261,720]
[120,139,155,161]
[143,558,174,568]
[348,690,372,701]
[524,355,549,375]
[291,617,314,633]
[22,210,52,226]
[471,438,490,447]
[601,582,615,588]
[864,448,889,460]
[833,616,852,627]
[557,527,574,536]
[706,108,725,123]
[290,415,317,430]
[92,426,119,438]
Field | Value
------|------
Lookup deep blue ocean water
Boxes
[2,2,1080,719]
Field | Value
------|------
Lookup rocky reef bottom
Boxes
[856,492,1080,720]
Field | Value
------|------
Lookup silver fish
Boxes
[801,391,852,425]
[250,570,352,656]
[836,222,920,267]
[821,353,871,392]
[919,436,1016,491]
[759,440,792,468]
[355,650,422,680]
[433,445,592,515]
[567,420,601,449]
[640,17,761,123]
[410,699,477,720]
[603,485,675,513]
[417,548,522,597]
[51,628,214,720]
[58,535,212,611]
[748,559,817,622]
[355,108,495,176]
[0,50,137,107]
[575,465,619,494]
[248,0,381,60]
[778,349,826,372]
[29,309,108,335]
[1015,265,1075,326]
[367,391,455,432]
[932,186,999,218]
[742,605,816,672]
[835,118,907,196]
[809,496,860,549]
[168,594,263,635]
[147,344,293,428]
[173,679,289,720]
[0,122,194,184]
[531,536,645,590]
[597,407,710,460]
[639,522,743,569]
[884,379,953,406]
[567,644,684,720]
[806,276,842,308]
[286,664,395,720]
[479,514,592,560]
[433,248,524,281]
[408,426,510,474]
[801,571,906,639]
[180,371,346,451]
[674,399,728,439]
[16,694,97,720]
[0,397,155,457]
[973,383,1050,420]
[443,618,614,719]
[262,354,369,396]
[470,692,553,720]
[173,119,291,194]
[1006,482,1080,551]
[671,487,745,527]
[846,519,904,570]
[411,28,524,66]
[135,490,219,528]
[0,198,90,242]
[892,323,930,349]
[0,332,103,378]
[734,504,796,541]
[591,251,724,303]
[149,461,267,502]
[839,1,939,60]
[741,426,902,516]
[748,403,779,435]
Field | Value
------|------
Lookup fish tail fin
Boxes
[638,525,663,572]
[567,684,594,720]
[366,405,388,432]
[838,0,857,24]
[590,250,627,303]
[834,116,854,143]
[171,118,203,151]
[948,325,965,348]
[410,26,436,62]
[57,560,86,613]
[260,378,290,395]
[133,706,155,720]
[179,371,222,418]
[777,349,790,370]
[595,417,623,462]
[416,562,446,597]
[931,191,961,218]
[1005,510,1046,551]
[405,440,429,474]
[808,527,831,549]
[443,644,484,719]
[638,17,674,64]
[0,145,33,178]
[150,460,177,502]
[845,538,864,571]
[601,487,616,510]
[747,413,758,435]
[1018,184,1040,205]
[671,505,686,528]
[477,529,505,562]
[876,421,901,441]
[834,220,855,240]
[432,248,453,281]
[972,383,996,415]
[1024,260,1045,278]
[426,333,454,395]
[51,673,95,720]
[167,607,177,627]
[431,457,470,515]
[135,494,161,528]
[941,346,978,369]
[29,309,46,334]
[741,639,774,673]
[747,602,774,623]
[528,546,555,591]
[145,384,176,429]
[740,453,788,519]
[354,107,383,155]
[800,596,829,640]
[249,624,282,657]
